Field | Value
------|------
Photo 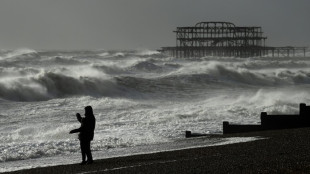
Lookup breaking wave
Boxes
[0,71,131,101]
[1,48,39,59]
[0,49,310,101]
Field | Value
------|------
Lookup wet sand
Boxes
[4,128,310,174]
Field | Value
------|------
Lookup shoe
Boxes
[79,161,87,165]
[86,160,94,165]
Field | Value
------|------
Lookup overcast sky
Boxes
[0,0,309,50]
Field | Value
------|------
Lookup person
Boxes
[70,106,96,165]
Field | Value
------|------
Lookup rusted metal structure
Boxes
[160,22,307,58]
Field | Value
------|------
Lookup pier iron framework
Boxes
[160,22,307,58]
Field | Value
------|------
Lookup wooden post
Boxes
[185,131,191,138]
[300,103,306,116]
[260,112,268,127]
[223,121,229,134]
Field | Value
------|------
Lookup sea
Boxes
[0,48,309,172]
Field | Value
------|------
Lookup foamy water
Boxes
[0,48,309,172]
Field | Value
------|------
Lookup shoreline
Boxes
[4,128,310,173]
[0,135,259,173]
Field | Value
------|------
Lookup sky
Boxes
[0,0,309,50]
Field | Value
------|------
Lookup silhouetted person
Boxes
[70,106,96,165]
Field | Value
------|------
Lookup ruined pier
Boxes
[160,22,307,58]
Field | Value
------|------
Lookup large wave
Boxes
[118,61,310,91]
[0,71,132,101]
[0,49,309,101]
[0,48,39,60]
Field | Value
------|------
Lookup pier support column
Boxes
[287,49,290,57]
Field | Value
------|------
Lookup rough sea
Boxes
[0,48,309,172]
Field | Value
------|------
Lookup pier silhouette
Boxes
[160,22,307,58]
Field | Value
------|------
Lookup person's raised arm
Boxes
[69,128,81,134]
[76,113,82,123]
[69,113,83,134]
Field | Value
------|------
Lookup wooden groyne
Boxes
[185,131,207,138]
[160,22,307,58]
[223,103,310,134]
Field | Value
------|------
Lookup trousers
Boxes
[80,140,93,162]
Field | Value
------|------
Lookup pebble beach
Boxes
[4,127,310,174]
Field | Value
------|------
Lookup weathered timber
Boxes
[223,103,310,134]
[185,131,207,138]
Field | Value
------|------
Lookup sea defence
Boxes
[223,103,310,134]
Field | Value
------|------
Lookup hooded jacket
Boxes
[70,114,96,141]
